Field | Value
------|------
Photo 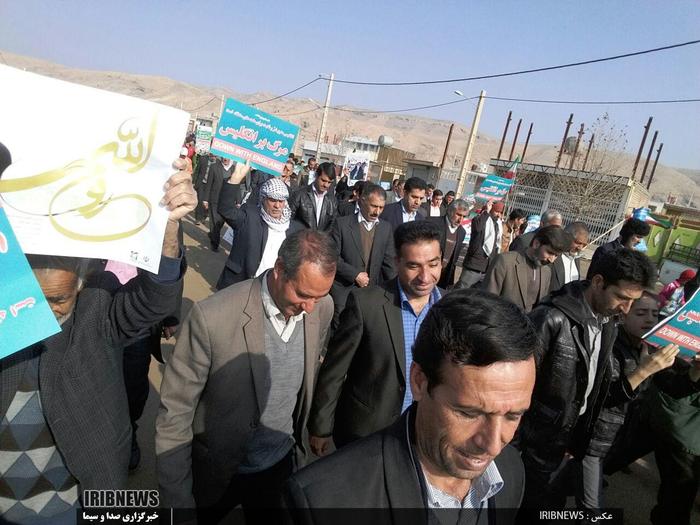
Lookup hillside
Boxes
[2,50,696,204]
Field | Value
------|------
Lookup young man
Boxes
[380,176,427,229]
[588,217,651,274]
[288,162,338,231]
[421,189,444,217]
[500,208,528,254]
[484,226,573,312]
[308,221,442,453]
[518,247,656,511]
[287,289,541,522]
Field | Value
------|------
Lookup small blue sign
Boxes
[210,98,299,176]
[645,288,700,361]
[0,208,61,359]
[475,174,514,201]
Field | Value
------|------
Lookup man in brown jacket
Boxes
[155,230,335,521]
[484,226,572,312]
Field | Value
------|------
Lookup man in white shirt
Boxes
[421,189,444,217]
[549,222,590,293]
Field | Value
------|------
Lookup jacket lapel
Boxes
[384,282,406,382]
[553,258,565,288]
[242,276,268,413]
[539,266,550,301]
[293,309,320,456]
[515,254,529,309]
[383,412,426,512]
[349,220,365,266]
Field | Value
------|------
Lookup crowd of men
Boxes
[1,139,699,525]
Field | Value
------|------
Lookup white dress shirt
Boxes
[261,271,305,343]
[357,210,378,231]
[312,187,326,226]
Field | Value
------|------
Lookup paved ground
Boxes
[127,216,699,524]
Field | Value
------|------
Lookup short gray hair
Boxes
[542,209,563,226]
[447,199,470,216]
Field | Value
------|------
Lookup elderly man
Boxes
[286,289,541,521]
[484,226,573,312]
[427,198,469,288]
[509,209,563,253]
[459,201,505,288]
[330,183,396,327]
[549,221,590,293]
[156,230,336,521]
[380,176,427,229]
[309,221,443,454]
[216,176,303,290]
[0,149,195,524]
[289,162,338,231]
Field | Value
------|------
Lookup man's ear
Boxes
[410,362,429,403]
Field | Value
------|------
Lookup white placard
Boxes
[0,65,190,272]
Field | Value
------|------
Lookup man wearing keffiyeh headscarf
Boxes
[216,176,302,290]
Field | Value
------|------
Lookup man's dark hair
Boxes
[444,191,455,198]
[403,176,428,193]
[532,225,573,254]
[308,156,316,163]
[620,218,651,243]
[508,208,528,222]
[353,180,367,196]
[316,162,336,181]
[432,189,443,198]
[427,184,435,190]
[361,182,386,201]
[588,247,656,288]
[278,229,337,279]
[414,289,542,391]
[394,220,441,257]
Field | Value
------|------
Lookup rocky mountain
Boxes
[2,50,696,205]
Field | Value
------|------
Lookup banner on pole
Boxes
[644,288,700,361]
[475,173,514,201]
[210,98,299,176]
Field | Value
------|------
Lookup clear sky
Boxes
[1,0,699,168]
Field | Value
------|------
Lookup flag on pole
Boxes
[632,207,673,229]
[503,156,520,180]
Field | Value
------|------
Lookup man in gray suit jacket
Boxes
[156,230,336,520]
[549,222,589,293]
[330,183,396,327]
[308,221,443,456]
[484,226,572,312]
[0,158,195,524]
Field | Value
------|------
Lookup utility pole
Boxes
[438,123,455,184]
[315,73,334,160]
[556,113,574,168]
[632,117,653,180]
[456,90,486,197]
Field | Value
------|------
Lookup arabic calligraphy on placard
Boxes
[0,114,157,242]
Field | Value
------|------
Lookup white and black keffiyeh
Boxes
[259,177,292,230]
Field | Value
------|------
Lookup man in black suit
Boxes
[287,289,540,521]
[337,181,365,217]
[380,176,427,230]
[202,156,235,251]
[549,221,589,293]
[427,198,469,289]
[289,162,338,231]
[308,220,443,454]
[330,183,396,328]
[216,177,303,290]
[459,200,505,288]
[421,188,445,218]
